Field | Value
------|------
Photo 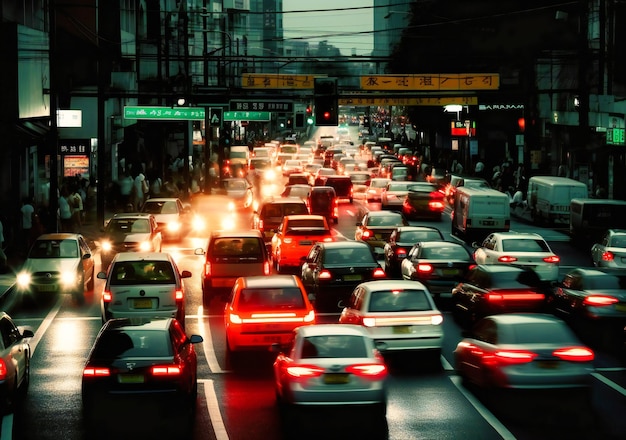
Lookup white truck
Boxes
[527,176,588,225]
[451,186,511,242]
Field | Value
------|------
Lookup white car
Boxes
[380,181,414,210]
[98,252,191,326]
[472,231,560,282]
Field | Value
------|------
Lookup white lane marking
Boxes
[197,305,225,373]
[29,296,63,356]
[449,376,517,440]
[201,379,229,440]
[592,372,626,398]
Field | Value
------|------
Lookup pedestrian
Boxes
[70,185,83,232]
[118,172,133,210]
[20,197,35,255]
[133,169,149,210]
[150,173,162,198]
[58,188,73,232]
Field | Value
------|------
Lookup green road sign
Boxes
[223,111,271,121]
[124,106,206,120]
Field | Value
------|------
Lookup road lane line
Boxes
[592,372,626,397]
[201,379,229,440]
[29,296,63,356]
[197,305,225,373]
[449,376,517,440]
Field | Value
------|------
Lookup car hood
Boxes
[150,213,179,223]
[106,232,153,243]
[22,257,81,273]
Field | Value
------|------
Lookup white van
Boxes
[570,198,626,241]
[527,176,588,224]
[451,186,511,242]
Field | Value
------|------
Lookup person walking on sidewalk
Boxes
[58,187,73,232]
[20,197,35,255]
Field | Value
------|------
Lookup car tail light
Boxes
[542,255,560,264]
[553,347,594,362]
[319,270,332,280]
[346,363,388,379]
[204,262,212,277]
[83,366,111,377]
[372,268,386,278]
[283,237,293,244]
[151,365,182,376]
[429,200,445,211]
[362,229,372,239]
[583,295,619,306]
[259,219,264,230]
[263,261,271,275]
[395,248,407,258]
[492,349,538,365]
[102,290,112,303]
[0,359,7,380]
[175,289,184,301]
[229,313,243,324]
[285,364,325,379]
[601,251,614,261]
[431,313,444,325]
[304,310,316,323]
[498,256,518,263]
[485,291,545,302]
[417,263,433,274]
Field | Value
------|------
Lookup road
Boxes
[3,181,626,440]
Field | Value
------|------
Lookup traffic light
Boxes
[314,78,338,126]
[219,127,231,150]
[286,117,293,129]
[306,106,314,125]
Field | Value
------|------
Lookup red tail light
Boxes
[83,366,111,377]
[0,359,7,380]
[102,290,112,303]
[259,219,264,230]
[204,262,212,277]
[498,256,518,263]
[583,295,619,306]
[428,200,445,211]
[485,291,545,302]
[175,289,184,301]
[491,349,538,365]
[395,248,407,258]
[151,365,182,376]
[553,347,594,362]
[285,364,325,379]
[373,268,386,278]
[601,251,614,261]
[319,270,332,280]
[346,363,388,379]
[362,229,372,239]
[263,261,270,275]
[542,255,560,264]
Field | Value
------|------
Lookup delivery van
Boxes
[451,186,511,242]
[527,176,588,225]
[570,198,626,242]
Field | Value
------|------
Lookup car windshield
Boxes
[388,183,411,191]
[610,235,626,247]
[324,248,374,264]
[300,335,367,359]
[367,215,403,226]
[224,180,247,190]
[237,287,305,311]
[29,239,79,258]
[144,201,178,214]
[212,237,262,257]
[91,329,172,358]
[400,230,442,242]
[110,261,176,285]
[421,245,468,259]
[584,275,626,290]
[368,289,431,312]
[107,218,150,234]
[503,322,577,345]
[501,239,550,252]
[287,219,326,229]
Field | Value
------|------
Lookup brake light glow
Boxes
[151,365,182,376]
[395,248,407,258]
[102,291,112,303]
[346,363,388,379]
[286,365,325,379]
[175,289,184,301]
[583,295,619,306]
[485,291,545,302]
[263,261,271,275]
[417,263,433,273]
[362,317,376,327]
[542,255,560,263]
[553,347,594,362]
[319,270,332,280]
[601,251,614,261]
[498,256,518,263]
[229,313,243,324]
[283,237,293,244]
[373,268,386,278]
[204,262,212,277]
[83,367,111,377]
[492,349,537,365]
[362,229,372,239]
[0,359,7,380]
[303,310,316,323]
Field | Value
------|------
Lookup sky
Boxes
[282,1,374,56]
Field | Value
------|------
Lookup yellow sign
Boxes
[360,74,499,91]
[339,96,478,106]
[241,73,324,89]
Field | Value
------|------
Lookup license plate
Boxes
[324,374,349,384]
[481,220,495,226]
[537,361,559,369]
[36,284,57,292]
[393,326,411,334]
[299,241,313,246]
[263,335,282,343]
[133,298,152,309]
[615,304,626,312]
[442,269,459,276]
[343,274,362,281]
[118,374,145,384]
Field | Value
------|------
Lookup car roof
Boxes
[111,212,155,219]
[35,233,83,240]
[260,196,307,205]
[485,313,564,326]
[112,252,172,262]
[211,230,264,239]
[492,231,545,240]
[296,323,371,338]
[103,317,173,332]
[367,210,404,217]
[284,214,326,221]
[418,240,465,248]
[396,226,441,232]
[143,198,181,203]
[358,279,429,291]
[318,241,371,250]
[239,275,300,289]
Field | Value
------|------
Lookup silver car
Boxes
[591,229,626,268]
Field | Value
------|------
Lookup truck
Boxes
[451,186,511,243]
[527,176,588,225]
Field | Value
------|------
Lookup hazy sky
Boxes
[282,1,374,56]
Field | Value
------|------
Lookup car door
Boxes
[0,316,24,386]
[474,234,496,264]
[591,232,609,264]
[150,216,162,251]
[78,236,95,282]
[300,244,321,291]
[552,271,583,318]
[401,245,420,280]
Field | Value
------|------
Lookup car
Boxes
[99,213,163,269]
[270,215,335,273]
[451,265,548,327]
[307,186,339,224]
[81,318,203,435]
[383,226,445,277]
[366,178,391,203]
[224,275,316,357]
[454,314,594,392]
[195,230,271,303]
[590,229,626,268]
[401,182,446,221]
[213,177,254,211]
[280,184,311,201]
[339,280,443,363]
[272,324,387,415]
[252,197,310,242]
[380,180,415,210]
[311,167,337,186]
[0,312,33,415]
[316,175,354,203]
[286,173,310,186]
[472,231,560,282]
[346,170,372,199]
[425,167,448,188]
[98,252,190,325]
[15,233,96,304]
[282,159,304,176]
[141,197,195,241]
[444,175,490,205]
[400,241,476,299]
[301,241,386,312]
[355,210,409,258]
[549,268,626,350]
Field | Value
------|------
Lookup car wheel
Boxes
[202,283,213,305]
[18,356,30,398]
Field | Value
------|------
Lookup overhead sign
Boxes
[451,120,477,137]
[339,96,478,106]
[360,74,499,91]
[124,106,205,120]
[606,128,625,145]
[230,100,293,112]
[223,111,271,121]
[241,73,323,89]
[209,108,222,126]
[59,138,90,156]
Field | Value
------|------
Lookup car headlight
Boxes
[265,169,277,181]
[60,271,78,287]
[139,241,152,251]
[192,216,206,231]
[16,272,31,289]
[167,221,182,232]
[101,241,112,252]
[228,201,235,212]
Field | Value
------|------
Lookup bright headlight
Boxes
[192,216,206,231]
[60,271,78,287]
[139,241,152,251]
[228,201,235,212]
[167,221,182,232]
[101,241,112,252]
[16,272,31,288]
[265,169,277,181]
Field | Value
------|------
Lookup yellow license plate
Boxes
[36,284,58,292]
[393,326,411,334]
[324,374,349,384]
[118,374,145,384]
[133,299,152,309]
[343,274,362,281]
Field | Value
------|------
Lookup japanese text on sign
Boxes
[242,74,323,89]
[360,74,499,91]
[339,96,478,106]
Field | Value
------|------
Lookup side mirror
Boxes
[97,271,107,279]
[180,270,192,278]
[189,334,204,344]
[194,248,205,256]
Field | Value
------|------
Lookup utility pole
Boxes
[47,0,59,232]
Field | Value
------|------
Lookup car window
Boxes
[325,247,374,264]
[284,203,309,215]
[507,321,577,345]
[300,335,367,359]
[60,240,79,258]
[131,219,151,233]
[367,215,402,226]
[610,235,626,247]
[212,238,261,257]
[30,240,63,258]
[368,289,431,312]
[583,275,625,290]
[501,239,549,252]
[91,329,172,358]
[236,287,305,311]
[287,219,326,229]
[421,245,468,259]
[401,230,443,242]
[110,261,175,284]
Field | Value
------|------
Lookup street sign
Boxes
[230,100,293,112]
[209,108,223,126]
[223,111,271,121]
[241,73,323,89]
[339,96,478,106]
[124,106,205,120]
[360,74,499,91]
